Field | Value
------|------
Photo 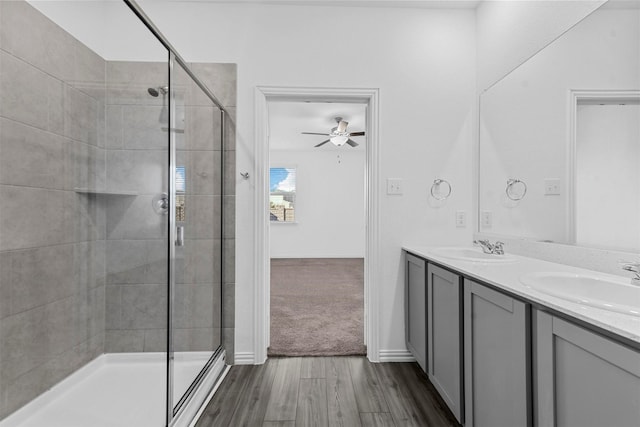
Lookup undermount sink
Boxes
[519,272,640,317]
[431,247,516,263]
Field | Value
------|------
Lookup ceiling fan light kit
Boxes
[302,116,365,148]
[330,135,349,146]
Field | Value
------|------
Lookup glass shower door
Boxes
[169,56,223,417]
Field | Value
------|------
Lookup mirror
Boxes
[478,2,640,252]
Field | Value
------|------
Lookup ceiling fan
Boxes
[301,117,365,147]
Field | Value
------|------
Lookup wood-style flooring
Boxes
[195,357,460,427]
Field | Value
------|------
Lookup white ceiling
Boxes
[268,101,367,151]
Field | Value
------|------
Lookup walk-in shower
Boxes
[0,1,234,426]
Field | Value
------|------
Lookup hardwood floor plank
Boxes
[360,412,397,427]
[301,357,327,378]
[373,363,430,426]
[195,365,254,427]
[263,422,296,427]
[326,358,362,427]
[396,363,459,427]
[296,378,329,426]
[264,357,302,421]
[228,358,279,426]
[348,357,389,413]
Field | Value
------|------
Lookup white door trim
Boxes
[254,86,381,364]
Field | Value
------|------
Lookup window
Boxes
[175,166,186,193]
[176,166,185,221]
[270,167,296,222]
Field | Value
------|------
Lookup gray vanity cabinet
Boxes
[405,252,427,371]
[463,279,531,427]
[427,264,463,423]
[534,310,640,427]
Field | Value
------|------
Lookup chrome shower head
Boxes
[147,86,168,97]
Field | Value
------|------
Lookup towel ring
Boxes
[506,179,527,201]
[431,179,452,201]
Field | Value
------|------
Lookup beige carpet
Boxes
[269,258,366,357]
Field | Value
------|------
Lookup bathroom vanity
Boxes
[403,246,640,427]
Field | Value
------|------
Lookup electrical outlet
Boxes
[387,178,403,195]
[544,179,561,195]
[481,210,492,229]
[456,211,466,228]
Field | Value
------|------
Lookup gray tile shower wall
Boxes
[103,60,171,353]
[0,0,106,420]
[0,1,236,420]
[103,61,236,361]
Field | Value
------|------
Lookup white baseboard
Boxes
[235,350,412,364]
[234,352,256,365]
[378,349,416,362]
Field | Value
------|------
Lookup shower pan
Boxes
[0,1,233,426]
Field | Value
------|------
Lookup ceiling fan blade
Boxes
[314,139,331,147]
[337,120,349,133]
[349,131,365,137]
[302,132,330,136]
[346,139,359,147]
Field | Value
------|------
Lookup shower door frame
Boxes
[122,1,230,426]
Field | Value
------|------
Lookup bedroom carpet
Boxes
[269,258,366,357]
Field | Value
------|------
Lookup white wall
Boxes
[269,150,365,258]
[476,0,606,91]
[127,2,477,360]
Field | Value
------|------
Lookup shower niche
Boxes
[0,1,235,426]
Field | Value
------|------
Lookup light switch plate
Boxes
[387,178,403,195]
[456,211,466,228]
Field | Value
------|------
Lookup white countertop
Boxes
[403,245,640,346]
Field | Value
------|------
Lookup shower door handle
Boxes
[176,225,185,247]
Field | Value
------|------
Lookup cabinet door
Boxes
[405,252,427,371]
[535,310,640,427]
[427,264,463,423]
[464,279,531,427]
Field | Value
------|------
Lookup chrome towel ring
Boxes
[431,179,452,200]
[506,179,527,201]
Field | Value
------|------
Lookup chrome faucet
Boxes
[620,261,640,286]
[474,239,505,255]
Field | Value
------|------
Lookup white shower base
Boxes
[0,352,221,427]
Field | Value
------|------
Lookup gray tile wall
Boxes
[0,0,106,419]
[190,62,237,364]
[103,61,170,353]
[103,61,236,361]
[0,1,236,421]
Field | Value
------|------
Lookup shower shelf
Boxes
[74,188,138,196]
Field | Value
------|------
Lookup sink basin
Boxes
[431,247,516,263]
[519,272,640,317]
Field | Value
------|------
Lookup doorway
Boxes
[568,90,640,251]
[267,102,367,356]
[254,87,380,363]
